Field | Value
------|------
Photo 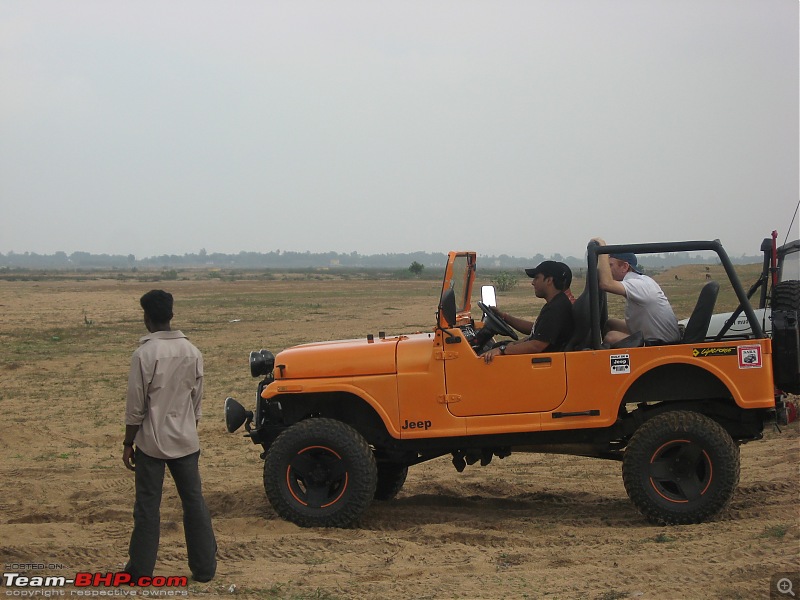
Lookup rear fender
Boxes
[621,362,730,406]
[618,350,774,411]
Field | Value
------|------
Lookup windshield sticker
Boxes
[610,354,630,375]
[693,347,736,358]
[738,345,762,369]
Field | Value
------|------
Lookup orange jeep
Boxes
[225,240,797,528]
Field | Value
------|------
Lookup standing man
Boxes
[483,260,575,362]
[592,238,680,344]
[123,290,217,583]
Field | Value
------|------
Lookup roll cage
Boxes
[585,240,766,348]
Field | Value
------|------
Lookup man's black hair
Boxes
[140,289,174,323]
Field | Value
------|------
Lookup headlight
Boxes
[224,397,253,433]
[249,349,275,378]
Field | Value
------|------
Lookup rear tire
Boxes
[622,411,739,525]
[264,418,377,528]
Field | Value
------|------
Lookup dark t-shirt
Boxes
[528,292,575,352]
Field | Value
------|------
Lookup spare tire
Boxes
[772,280,800,394]
[773,280,800,312]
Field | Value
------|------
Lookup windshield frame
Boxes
[438,251,476,328]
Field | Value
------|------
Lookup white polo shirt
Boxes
[621,273,681,343]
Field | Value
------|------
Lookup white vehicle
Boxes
[697,308,772,340]
[676,233,798,395]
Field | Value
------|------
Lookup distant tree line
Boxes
[0,248,762,271]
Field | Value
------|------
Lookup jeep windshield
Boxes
[439,252,476,327]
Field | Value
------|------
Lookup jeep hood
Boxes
[275,336,401,380]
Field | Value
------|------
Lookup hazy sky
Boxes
[1,1,797,260]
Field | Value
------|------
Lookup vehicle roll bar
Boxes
[586,240,765,349]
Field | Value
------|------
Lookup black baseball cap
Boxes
[525,261,572,291]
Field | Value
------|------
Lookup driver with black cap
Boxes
[483,261,575,363]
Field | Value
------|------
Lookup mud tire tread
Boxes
[773,280,800,312]
[263,418,377,528]
[622,410,740,525]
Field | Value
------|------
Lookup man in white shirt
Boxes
[592,238,681,344]
[123,290,217,583]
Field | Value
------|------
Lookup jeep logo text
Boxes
[402,419,432,430]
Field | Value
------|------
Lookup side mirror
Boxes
[481,285,497,308]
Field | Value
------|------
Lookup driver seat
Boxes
[565,286,606,351]
[564,289,591,351]
[564,286,592,352]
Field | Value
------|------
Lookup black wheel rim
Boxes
[286,445,349,508]
[648,439,712,503]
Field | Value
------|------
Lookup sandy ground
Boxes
[0,276,797,600]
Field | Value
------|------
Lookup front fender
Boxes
[261,376,403,438]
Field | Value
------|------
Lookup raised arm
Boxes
[592,237,627,297]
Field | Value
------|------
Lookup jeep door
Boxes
[443,349,568,418]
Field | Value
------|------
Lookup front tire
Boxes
[622,411,739,525]
[263,418,377,528]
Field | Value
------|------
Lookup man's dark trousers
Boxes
[126,449,216,581]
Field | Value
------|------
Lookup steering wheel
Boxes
[477,301,519,340]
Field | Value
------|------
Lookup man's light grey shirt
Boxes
[125,330,203,459]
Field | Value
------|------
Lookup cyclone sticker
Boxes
[692,346,736,358]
